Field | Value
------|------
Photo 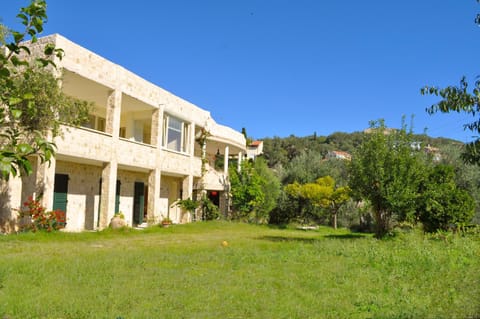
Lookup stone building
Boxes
[0,34,246,232]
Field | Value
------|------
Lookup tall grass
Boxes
[0,222,478,318]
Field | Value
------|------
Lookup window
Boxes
[119,127,126,138]
[83,115,96,129]
[97,117,106,132]
[82,115,106,132]
[163,115,190,153]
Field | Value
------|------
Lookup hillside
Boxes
[260,131,462,169]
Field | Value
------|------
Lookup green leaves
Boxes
[419,165,475,232]
[0,0,61,180]
[8,96,22,106]
[10,109,22,119]
[229,160,275,223]
[285,176,350,227]
[349,120,428,237]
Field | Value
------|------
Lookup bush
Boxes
[18,196,66,232]
[202,197,220,221]
[419,165,475,233]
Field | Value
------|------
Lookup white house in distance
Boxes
[0,34,246,232]
[325,150,351,161]
[246,140,264,160]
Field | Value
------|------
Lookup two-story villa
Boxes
[0,34,246,232]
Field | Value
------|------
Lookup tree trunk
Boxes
[374,209,390,238]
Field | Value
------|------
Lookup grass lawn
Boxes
[0,221,479,319]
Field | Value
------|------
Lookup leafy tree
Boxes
[316,176,351,229]
[253,158,281,222]
[437,143,480,223]
[229,160,274,223]
[241,127,252,145]
[0,0,90,180]
[349,120,428,237]
[421,2,480,165]
[422,78,480,165]
[419,165,475,232]
[282,150,325,184]
[262,136,288,168]
[284,176,350,228]
[284,181,320,224]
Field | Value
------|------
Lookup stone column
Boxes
[98,89,122,229]
[150,106,163,147]
[189,123,196,156]
[146,104,164,224]
[105,89,122,139]
[223,145,229,175]
[147,168,161,224]
[36,156,56,212]
[237,152,242,172]
[99,161,117,229]
[0,177,21,233]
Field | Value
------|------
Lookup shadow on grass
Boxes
[257,235,319,244]
[258,232,370,243]
[324,233,369,239]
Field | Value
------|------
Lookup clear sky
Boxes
[3,0,480,142]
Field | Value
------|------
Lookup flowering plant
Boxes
[19,196,66,232]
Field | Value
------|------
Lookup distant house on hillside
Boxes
[363,127,396,135]
[326,150,351,161]
[425,145,442,162]
[246,140,264,160]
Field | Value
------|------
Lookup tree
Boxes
[437,143,480,223]
[418,165,475,232]
[229,159,281,223]
[316,176,351,230]
[253,158,281,222]
[348,120,428,237]
[284,181,320,224]
[421,2,480,165]
[229,160,265,222]
[0,0,90,180]
[284,176,350,228]
[282,150,325,184]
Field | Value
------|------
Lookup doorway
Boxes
[133,182,147,224]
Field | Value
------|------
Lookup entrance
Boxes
[208,190,220,206]
[133,182,146,224]
[53,174,69,213]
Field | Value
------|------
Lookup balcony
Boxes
[117,138,156,169]
[55,125,113,162]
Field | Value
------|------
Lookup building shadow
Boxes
[257,232,369,243]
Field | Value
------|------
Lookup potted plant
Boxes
[161,216,172,227]
[110,212,126,229]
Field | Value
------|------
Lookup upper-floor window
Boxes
[163,115,190,153]
[82,114,105,132]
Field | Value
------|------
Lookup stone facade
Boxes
[0,34,246,232]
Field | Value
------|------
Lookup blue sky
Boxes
[3,1,480,142]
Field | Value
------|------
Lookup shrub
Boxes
[419,165,475,233]
[19,196,66,232]
[202,197,220,221]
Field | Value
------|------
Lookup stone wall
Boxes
[55,161,103,231]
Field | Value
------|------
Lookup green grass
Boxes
[0,222,479,319]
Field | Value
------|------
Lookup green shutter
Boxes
[53,174,69,212]
[115,180,121,213]
[133,182,145,224]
